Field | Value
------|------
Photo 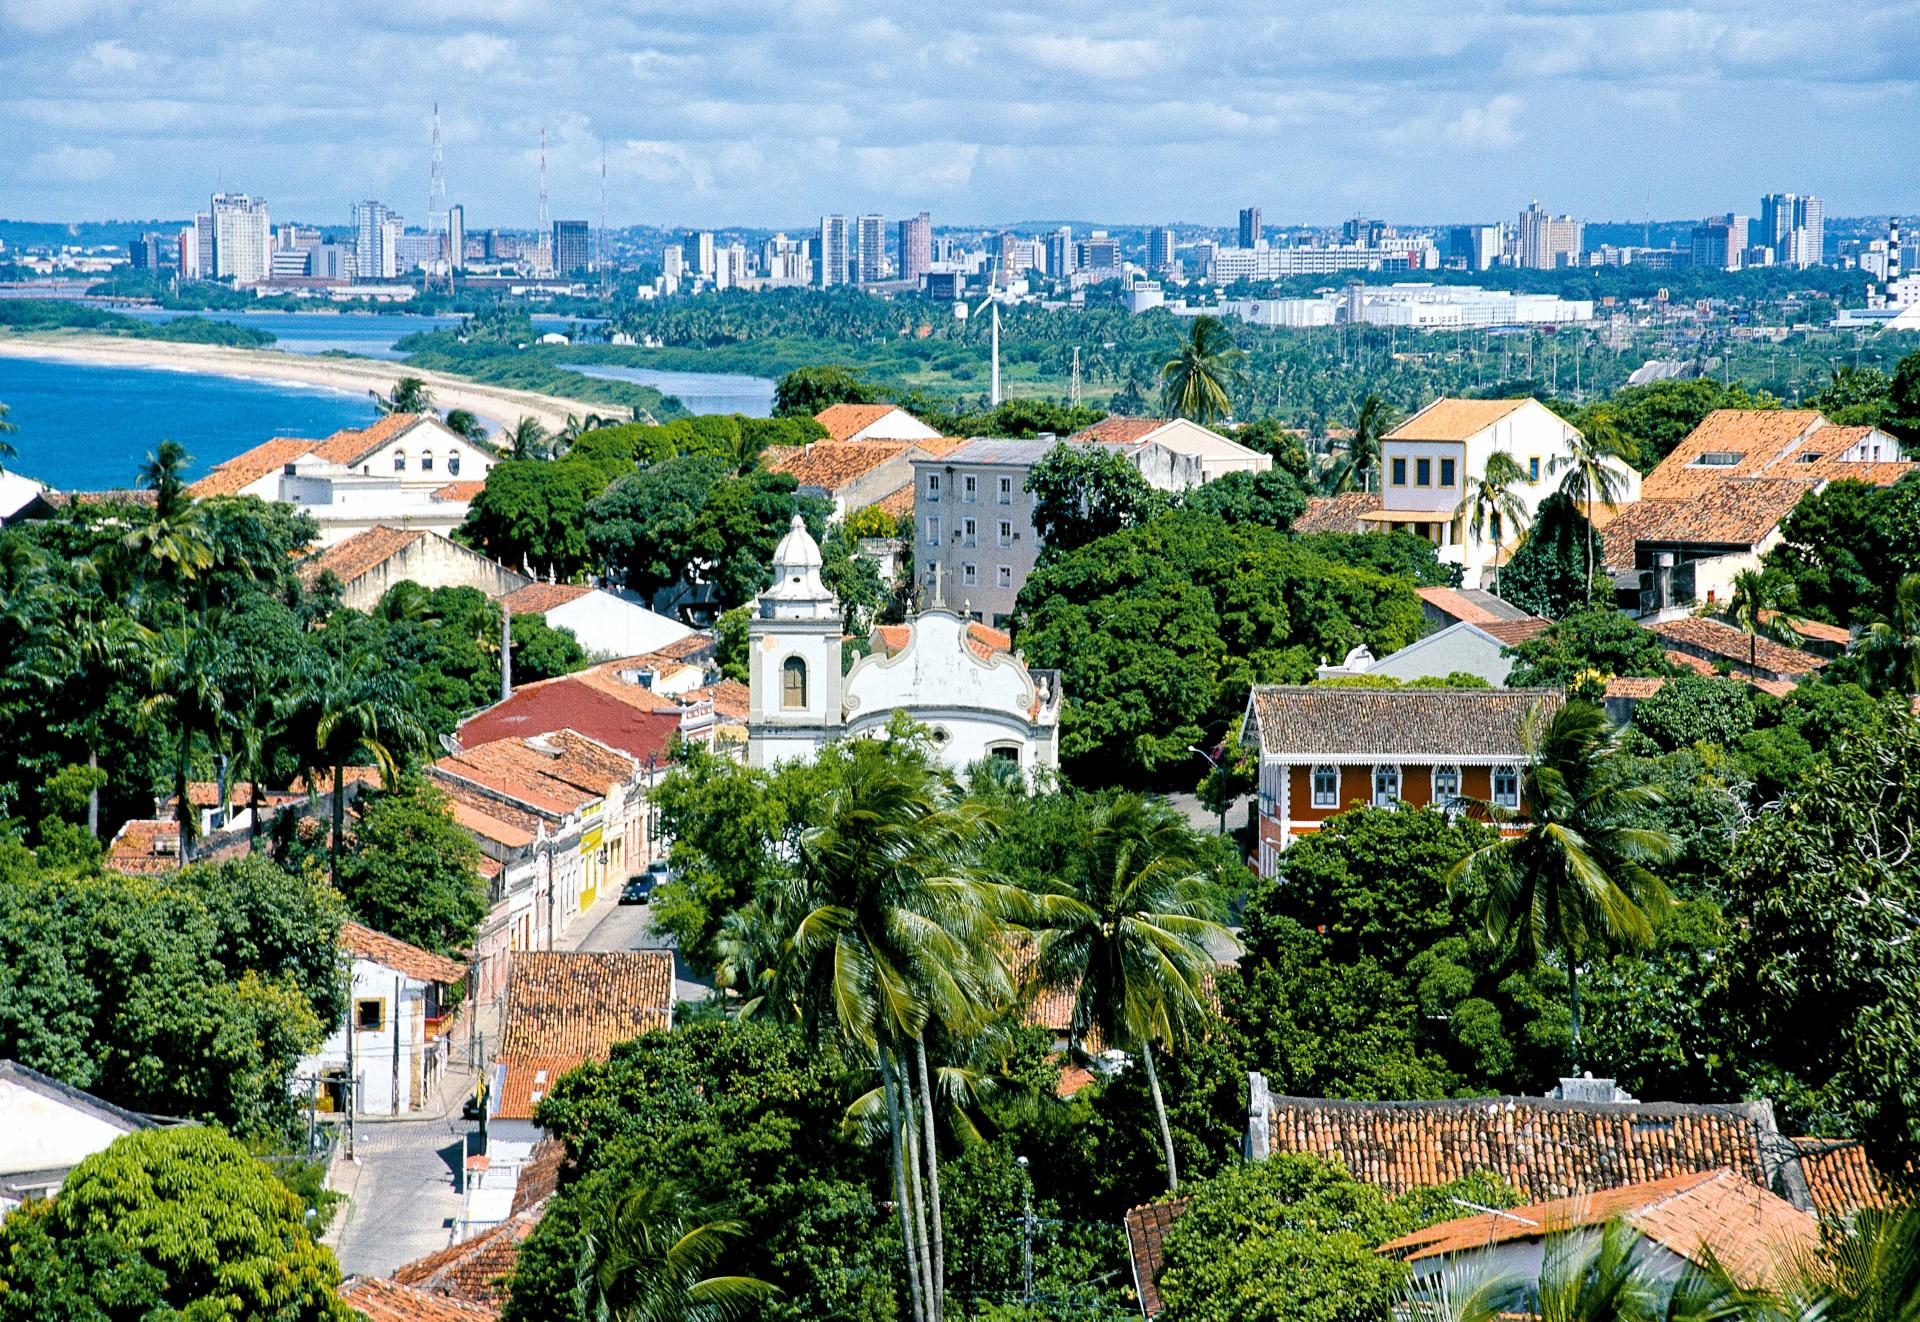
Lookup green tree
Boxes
[0,399,17,474]
[774,365,881,418]
[1628,676,1756,753]
[1504,608,1679,688]
[1323,394,1396,495]
[444,407,490,441]
[1159,316,1244,425]
[1449,700,1677,1072]
[120,439,214,599]
[713,605,750,683]
[382,375,434,414]
[459,460,592,576]
[1886,350,1920,445]
[1726,567,1805,678]
[1455,451,1528,594]
[0,1126,352,1320]
[1180,467,1309,531]
[335,776,487,955]
[1497,493,1606,620]
[505,415,554,460]
[140,623,232,861]
[1861,573,1920,695]
[1025,444,1166,554]
[1550,427,1634,606]
[573,1181,779,1322]
[1023,794,1231,1191]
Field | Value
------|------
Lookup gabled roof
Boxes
[762,440,913,492]
[454,661,684,765]
[495,951,676,1119]
[312,413,434,466]
[1386,397,1534,442]
[1294,491,1382,534]
[187,436,321,498]
[390,1202,545,1306]
[1602,481,1813,568]
[432,731,638,819]
[297,526,431,587]
[104,819,186,874]
[0,1059,158,1138]
[814,402,900,441]
[500,582,595,615]
[868,483,916,519]
[682,678,750,720]
[1244,686,1560,760]
[1648,616,1825,678]
[1481,618,1552,646]
[1072,415,1168,444]
[1416,586,1538,626]
[338,1277,500,1322]
[1794,1138,1892,1215]
[1377,1168,1817,1288]
[340,920,468,984]
[1124,1198,1189,1317]
[1642,410,1827,500]
[433,480,487,503]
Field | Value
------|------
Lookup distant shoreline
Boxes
[0,332,617,435]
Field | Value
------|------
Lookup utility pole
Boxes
[1017,1154,1035,1304]
[392,974,402,1116]
[343,954,357,1161]
[1069,346,1081,408]
[499,597,512,702]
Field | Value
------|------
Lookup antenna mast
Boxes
[537,125,551,275]
[1069,346,1081,407]
[429,101,448,286]
[599,146,608,292]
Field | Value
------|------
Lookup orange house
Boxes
[1239,685,1563,876]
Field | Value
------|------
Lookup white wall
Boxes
[545,590,695,658]
[0,1088,138,1189]
[302,958,439,1116]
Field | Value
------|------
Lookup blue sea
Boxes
[0,356,381,491]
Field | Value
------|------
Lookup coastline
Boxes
[0,332,627,435]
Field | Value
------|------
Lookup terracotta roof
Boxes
[288,765,385,796]
[1642,410,1827,500]
[1666,649,1718,676]
[1072,416,1167,444]
[1417,587,1537,626]
[338,1277,499,1322]
[449,799,535,849]
[1386,398,1532,442]
[1057,1064,1096,1098]
[1124,1198,1189,1317]
[682,678,749,720]
[42,488,158,509]
[912,436,972,458]
[1244,686,1560,759]
[500,582,594,615]
[1481,618,1552,646]
[433,480,487,502]
[511,1137,564,1215]
[762,440,911,492]
[868,483,916,519]
[187,436,318,498]
[1794,1139,1892,1216]
[870,619,1013,662]
[1602,482,1812,568]
[1648,617,1824,678]
[455,662,683,765]
[298,526,430,587]
[1766,612,1850,647]
[104,819,185,874]
[495,950,676,1119]
[1605,676,1668,699]
[814,402,899,441]
[313,413,430,466]
[436,781,546,839]
[390,1206,543,1306]
[340,919,468,983]
[1377,1169,1817,1288]
[432,731,637,820]
[1295,491,1382,534]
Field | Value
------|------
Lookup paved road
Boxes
[1161,790,1249,838]
[327,1115,472,1276]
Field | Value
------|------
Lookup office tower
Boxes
[270,248,311,278]
[818,215,849,287]
[1342,217,1390,245]
[553,220,592,273]
[679,231,714,279]
[1761,193,1824,268]
[1046,226,1075,279]
[855,213,885,283]
[663,245,684,281]
[1148,227,1175,273]
[1516,201,1582,269]
[1239,206,1263,249]
[1449,224,1504,272]
[309,244,354,280]
[209,192,271,284]
[898,211,931,282]
[447,204,465,272]
[1078,232,1119,271]
[1689,214,1749,271]
[1893,218,1904,281]
[128,233,171,270]
[354,201,399,280]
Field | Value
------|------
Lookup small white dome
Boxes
[770,513,822,572]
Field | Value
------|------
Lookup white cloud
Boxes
[29,144,114,181]
[436,33,512,73]
[75,38,142,73]
[1025,34,1164,79]
[1445,94,1525,150]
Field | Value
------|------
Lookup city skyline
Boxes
[3,1,1917,228]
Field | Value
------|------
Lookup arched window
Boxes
[448,452,461,476]
[392,450,406,472]
[1311,765,1339,808]
[1432,764,1461,804]
[421,450,435,472]
[1372,764,1400,807]
[988,743,1020,764]
[1493,764,1520,808]
[781,656,807,711]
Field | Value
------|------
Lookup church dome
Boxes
[770,513,822,572]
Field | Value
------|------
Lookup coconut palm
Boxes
[1549,428,1633,607]
[1725,569,1806,681]
[1778,1205,1920,1322]
[121,440,213,599]
[1159,316,1244,425]
[573,1181,778,1322]
[57,583,154,836]
[1020,793,1231,1192]
[1323,394,1397,495]
[1447,700,1677,1074]
[140,624,233,862]
[0,400,18,474]
[505,416,553,461]
[1457,452,1529,593]
[1862,574,1920,696]
[281,644,424,895]
[379,375,434,414]
[443,408,489,442]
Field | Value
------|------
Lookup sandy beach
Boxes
[0,332,629,435]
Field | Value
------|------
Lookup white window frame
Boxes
[421,450,434,472]
[998,475,1013,504]
[926,473,942,501]
[1311,764,1339,809]
[1372,764,1401,807]
[1431,764,1461,804]
[997,565,1013,588]
[962,562,978,586]
[963,475,978,503]
[1492,764,1520,808]
[962,517,977,547]
[998,520,1013,547]
[925,515,941,547]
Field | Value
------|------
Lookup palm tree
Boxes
[443,408,489,442]
[1779,1205,1920,1322]
[1447,700,1677,1074]
[1549,428,1633,607]
[573,1182,778,1322]
[121,440,213,599]
[1158,316,1244,425]
[505,416,553,461]
[57,582,154,836]
[281,645,424,895]
[140,624,233,862]
[1323,394,1396,495]
[1456,452,1529,593]
[1725,570,1805,681]
[0,400,18,474]
[378,376,434,414]
[1862,574,1920,696]
[1021,794,1231,1192]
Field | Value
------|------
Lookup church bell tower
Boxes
[746,514,844,767]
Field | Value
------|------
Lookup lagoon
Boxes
[563,364,775,418]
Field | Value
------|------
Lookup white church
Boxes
[747,516,1063,773]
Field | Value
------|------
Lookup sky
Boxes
[3,0,1916,231]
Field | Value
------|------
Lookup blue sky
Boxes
[3,0,1914,230]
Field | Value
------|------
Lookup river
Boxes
[562,364,775,418]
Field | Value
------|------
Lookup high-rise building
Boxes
[1449,224,1505,272]
[898,212,932,283]
[179,218,209,280]
[1690,214,1749,271]
[1516,202,1582,269]
[1147,228,1175,273]
[128,233,173,271]
[553,220,592,273]
[308,244,355,280]
[855,214,886,283]
[1239,206,1263,249]
[354,201,399,280]
[1046,226,1075,279]
[447,204,465,273]
[209,192,271,284]
[818,215,850,287]
[1342,217,1390,245]
[1760,193,1824,268]
[1077,232,1120,272]
[682,231,715,279]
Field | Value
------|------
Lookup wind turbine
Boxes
[958,292,1003,406]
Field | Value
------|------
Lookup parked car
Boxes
[619,876,654,905]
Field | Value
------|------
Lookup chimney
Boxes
[500,596,512,701]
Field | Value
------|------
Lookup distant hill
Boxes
[0,219,188,249]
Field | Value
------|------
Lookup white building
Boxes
[210,192,271,285]
[502,582,695,658]
[1359,397,1639,590]
[747,516,1062,773]
[0,1060,156,1210]
[304,921,467,1117]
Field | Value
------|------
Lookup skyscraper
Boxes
[1449,224,1504,272]
[1690,214,1749,271]
[209,192,271,284]
[553,220,592,273]
[1516,202,1582,269]
[898,212,932,283]
[1760,193,1824,268]
[1239,206,1263,249]
[447,203,465,272]
[354,201,398,280]
[855,214,885,283]
[818,215,850,287]
[1046,226,1075,279]
[1147,228,1175,273]
[682,231,716,279]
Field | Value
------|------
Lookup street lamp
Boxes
[1188,744,1227,836]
